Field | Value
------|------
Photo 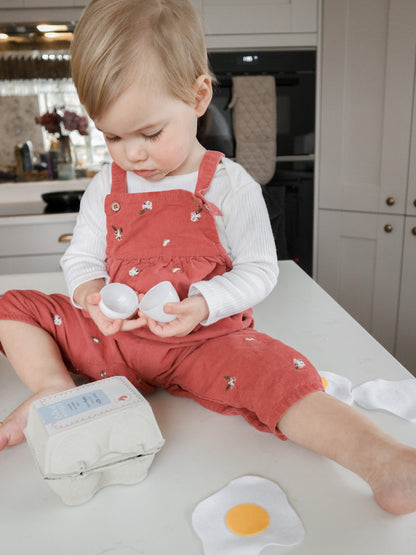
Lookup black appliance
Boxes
[197,50,316,275]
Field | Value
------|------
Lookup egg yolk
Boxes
[225,503,270,536]
[321,376,329,389]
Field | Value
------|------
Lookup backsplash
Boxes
[0,95,43,168]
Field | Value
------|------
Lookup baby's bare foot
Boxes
[0,384,74,451]
[370,445,416,515]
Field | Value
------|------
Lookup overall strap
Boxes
[111,162,127,194]
[194,150,224,216]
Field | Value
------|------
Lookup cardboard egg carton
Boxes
[24,376,165,505]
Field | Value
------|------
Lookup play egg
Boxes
[139,281,179,323]
[99,282,139,320]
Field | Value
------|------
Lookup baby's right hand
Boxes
[86,292,148,336]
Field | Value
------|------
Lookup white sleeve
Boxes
[189,161,279,325]
[60,165,110,304]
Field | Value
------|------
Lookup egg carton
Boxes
[24,376,165,505]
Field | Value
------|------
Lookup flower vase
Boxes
[57,136,75,180]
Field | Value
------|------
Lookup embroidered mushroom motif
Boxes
[52,314,62,326]
[140,200,153,215]
[190,209,202,222]
[129,267,141,277]
[225,376,237,391]
[112,225,123,241]
[293,358,306,369]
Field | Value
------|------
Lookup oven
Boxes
[197,49,316,275]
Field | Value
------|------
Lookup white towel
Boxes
[229,75,277,185]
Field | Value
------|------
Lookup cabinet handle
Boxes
[414,199,416,208]
[386,196,395,206]
[58,233,73,243]
[384,224,393,233]
[412,227,416,236]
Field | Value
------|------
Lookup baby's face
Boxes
[95,77,204,180]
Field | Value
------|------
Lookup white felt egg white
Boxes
[192,475,305,555]
[99,283,139,320]
[352,378,416,421]
[319,371,353,404]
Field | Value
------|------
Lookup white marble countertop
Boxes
[0,261,415,555]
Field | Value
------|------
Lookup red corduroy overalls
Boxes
[0,151,323,438]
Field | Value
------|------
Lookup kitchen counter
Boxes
[0,178,90,274]
[0,261,415,554]
[0,177,90,203]
[0,177,89,222]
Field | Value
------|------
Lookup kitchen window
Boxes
[0,68,109,169]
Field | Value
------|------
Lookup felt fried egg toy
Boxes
[352,378,416,421]
[320,371,353,404]
[192,475,305,555]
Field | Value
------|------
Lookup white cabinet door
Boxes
[407,78,416,216]
[395,217,416,374]
[317,209,404,353]
[319,0,416,214]
[0,218,76,275]
[202,0,317,35]
[1,1,24,7]
[23,0,66,6]
[0,1,84,22]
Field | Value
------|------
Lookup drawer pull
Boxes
[386,196,395,206]
[58,233,73,243]
[412,227,416,236]
[384,224,393,233]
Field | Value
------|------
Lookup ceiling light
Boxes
[44,32,73,40]
[37,24,68,33]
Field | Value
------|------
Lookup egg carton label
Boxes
[37,390,111,426]
[32,376,147,434]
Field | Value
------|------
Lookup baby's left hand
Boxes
[145,294,209,338]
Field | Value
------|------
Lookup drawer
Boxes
[0,254,64,275]
[0,220,75,257]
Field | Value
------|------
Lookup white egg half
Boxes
[320,371,353,404]
[192,475,305,555]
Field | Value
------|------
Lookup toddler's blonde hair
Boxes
[71,0,213,119]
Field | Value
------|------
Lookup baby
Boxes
[0,0,415,515]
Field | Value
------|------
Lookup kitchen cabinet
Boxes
[319,0,415,214]
[316,0,416,372]
[1,1,24,8]
[0,215,76,275]
[317,210,404,354]
[395,217,416,373]
[22,0,83,7]
[0,1,86,23]
[0,0,318,48]
[203,0,317,48]
[203,0,316,35]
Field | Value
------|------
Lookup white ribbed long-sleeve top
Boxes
[60,157,279,325]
